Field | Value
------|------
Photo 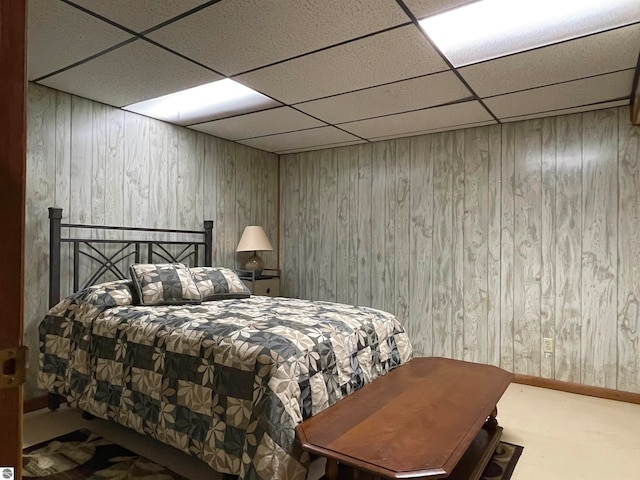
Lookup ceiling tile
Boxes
[189,107,326,140]
[70,0,209,33]
[295,71,471,124]
[460,24,640,98]
[369,120,497,142]
[403,0,477,19]
[484,69,634,119]
[500,99,630,123]
[277,140,367,155]
[236,25,449,104]
[238,127,361,153]
[339,101,494,139]
[39,41,221,108]
[147,0,409,76]
[28,0,133,80]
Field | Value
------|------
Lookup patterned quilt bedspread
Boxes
[38,281,413,480]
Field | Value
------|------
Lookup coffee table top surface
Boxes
[296,357,513,479]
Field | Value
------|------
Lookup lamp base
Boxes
[243,252,264,274]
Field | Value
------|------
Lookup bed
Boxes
[37,208,414,480]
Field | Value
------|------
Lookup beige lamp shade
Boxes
[236,226,273,252]
[236,226,272,273]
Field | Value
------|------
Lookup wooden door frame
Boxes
[0,0,27,476]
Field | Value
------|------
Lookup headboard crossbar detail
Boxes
[49,207,213,308]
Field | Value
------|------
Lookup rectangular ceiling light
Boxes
[124,79,280,125]
[419,0,640,67]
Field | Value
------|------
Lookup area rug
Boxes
[23,429,523,480]
[481,441,523,480]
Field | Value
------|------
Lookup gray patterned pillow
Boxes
[129,263,202,305]
[190,266,251,301]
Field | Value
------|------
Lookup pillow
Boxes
[190,266,251,301]
[48,280,136,317]
[129,263,202,305]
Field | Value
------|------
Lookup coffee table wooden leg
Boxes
[325,459,339,480]
[486,406,498,430]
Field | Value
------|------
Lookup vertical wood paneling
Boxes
[54,91,72,213]
[123,112,150,229]
[297,153,309,300]
[104,108,125,227]
[370,142,387,311]
[395,138,411,347]
[25,81,640,398]
[451,130,465,360]
[513,120,542,376]
[24,84,57,399]
[91,103,107,282]
[166,122,180,249]
[149,120,172,228]
[318,149,337,301]
[540,118,557,379]
[306,152,320,300]
[336,148,350,304]
[581,109,618,388]
[279,105,639,394]
[70,97,94,225]
[281,155,300,298]
[617,108,640,393]
[500,124,515,372]
[91,103,107,227]
[177,129,199,230]
[409,135,433,357]
[357,144,372,307]
[71,97,95,286]
[554,114,582,382]
[384,141,397,314]
[202,136,218,262]
[234,144,251,246]
[346,146,359,305]
[487,125,502,367]
[463,128,489,363]
[432,132,453,358]
[263,151,278,270]
[24,85,278,398]
[195,133,205,234]
[221,141,237,267]
[55,91,72,297]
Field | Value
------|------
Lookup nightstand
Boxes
[237,269,281,297]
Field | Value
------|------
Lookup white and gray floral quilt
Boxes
[38,281,413,480]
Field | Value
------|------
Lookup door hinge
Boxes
[0,346,27,389]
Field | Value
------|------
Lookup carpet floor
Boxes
[23,429,523,480]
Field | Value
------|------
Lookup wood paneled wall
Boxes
[280,106,640,393]
[24,83,279,398]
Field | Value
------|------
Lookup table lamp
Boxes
[236,226,273,274]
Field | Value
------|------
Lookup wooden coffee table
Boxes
[297,357,513,479]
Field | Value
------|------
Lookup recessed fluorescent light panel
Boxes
[419,0,640,67]
[124,79,280,125]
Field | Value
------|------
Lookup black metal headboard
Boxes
[48,207,213,308]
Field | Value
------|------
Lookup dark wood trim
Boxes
[0,0,27,475]
[513,374,640,405]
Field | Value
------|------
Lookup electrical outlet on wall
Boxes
[543,337,554,353]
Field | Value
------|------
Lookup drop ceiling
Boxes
[28,0,640,154]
